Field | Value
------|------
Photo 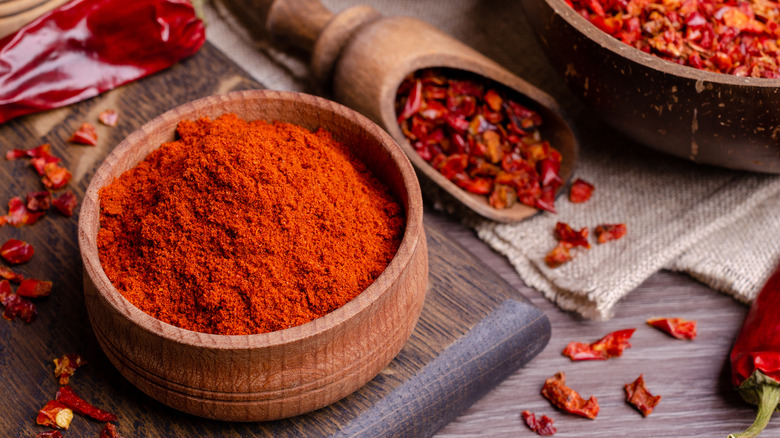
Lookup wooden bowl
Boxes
[78,90,428,422]
[521,0,780,173]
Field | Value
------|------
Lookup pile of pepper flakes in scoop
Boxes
[523,318,697,435]
[395,68,564,212]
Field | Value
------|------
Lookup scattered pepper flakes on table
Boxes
[0,266,25,283]
[563,328,636,360]
[545,222,590,268]
[625,374,661,416]
[42,162,72,190]
[52,191,78,216]
[99,110,119,127]
[545,242,573,268]
[100,423,123,438]
[647,317,697,340]
[541,372,599,419]
[522,410,557,436]
[56,385,118,422]
[0,279,37,322]
[569,178,594,203]
[27,191,52,212]
[16,279,52,298]
[0,239,34,264]
[53,354,87,385]
[5,143,53,161]
[595,223,627,243]
[36,400,73,429]
[395,68,563,212]
[6,196,46,226]
[35,431,63,438]
[69,122,98,145]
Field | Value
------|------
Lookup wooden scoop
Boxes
[257,0,579,223]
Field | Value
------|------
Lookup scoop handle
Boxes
[257,0,334,52]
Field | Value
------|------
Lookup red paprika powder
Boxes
[97,114,405,335]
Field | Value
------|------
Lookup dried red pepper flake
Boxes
[31,154,63,176]
[569,178,594,203]
[98,110,119,127]
[396,68,563,211]
[0,279,37,323]
[625,374,661,416]
[554,222,590,248]
[16,279,52,298]
[36,400,73,429]
[522,410,557,436]
[647,317,697,340]
[1,239,35,264]
[53,354,87,385]
[52,191,78,217]
[595,223,627,243]
[69,122,98,145]
[101,423,124,438]
[541,372,600,419]
[27,191,52,212]
[0,266,25,283]
[6,196,46,226]
[35,431,64,438]
[42,162,72,190]
[5,143,53,161]
[567,0,780,78]
[563,328,636,360]
[56,385,118,422]
[545,242,573,268]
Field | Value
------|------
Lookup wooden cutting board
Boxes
[0,43,550,437]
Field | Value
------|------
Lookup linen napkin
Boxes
[204,0,780,319]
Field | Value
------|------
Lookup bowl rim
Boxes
[543,0,780,88]
[78,89,424,350]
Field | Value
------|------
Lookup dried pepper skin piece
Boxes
[0,239,34,264]
[0,266,25,283]
[5,143,53,161]
[6,197,46,227]
[569,178,594,203]
[647,317,697,340]
[522,410,557,436]
[16,279,53,298]
[56,385,118,422]
[27,191,52,212]
[53,354,87,385]
[625,374,661,416]
[563,328,636,360]
[541,372,600,419]
[595,223,627,243]
[101,423,124,438]
[99,110,119,127]
[52,191,78,216]
[395,68,563,211]
[69,122,98,145]
[0,0,206,123]
[36,431,64,438]
[42,162,72,190]
[545,242,573,268]
[554,222,590,248]
[36,400,73,429]
[0,280,37,322]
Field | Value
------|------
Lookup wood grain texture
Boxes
[262,0,579,224]
[1,42,550,436]
[79,89,429,421]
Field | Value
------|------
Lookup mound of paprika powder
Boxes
[97,114,405,335]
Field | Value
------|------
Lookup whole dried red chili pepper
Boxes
[53,354,87,385]
[522,410,557,436]
[729,264,780,438]
[0,239,34,264]
[625,374,661,416]
[56,385,117,422]
[563,328,635,360]
[0,0,205,123]
[36,400,73,429]
[541,372,599,419]
[647,317,697,340]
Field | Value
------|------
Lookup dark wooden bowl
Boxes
[78,90,428,421]
[521,0,780,173]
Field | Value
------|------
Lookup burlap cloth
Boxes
[204,0,780,320]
